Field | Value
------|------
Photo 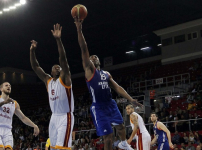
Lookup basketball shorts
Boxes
[158,142,170,150]
[136,132,151,150]
[90,100,123,136]
[0,127,13,150]
[49,112,74,150]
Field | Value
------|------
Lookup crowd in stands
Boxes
[11,58,202,150]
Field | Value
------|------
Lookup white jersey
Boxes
[47,77,74,114]
[0,97,17,129]
[130,112,148,135]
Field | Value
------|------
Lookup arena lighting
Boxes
[9,6,16,9]
[3,8,10,11]
[0,11,2,14]
[126,51,135,54]
[15,3,22,7]
[140,47,150,50]
[157,44,162,46]
[20,0,26,4]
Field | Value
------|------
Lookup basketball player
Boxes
[126,105,151,150]
[74,18,143,150]
[150,113,174,150]
[30,24,74,150]
[0,82,39,150]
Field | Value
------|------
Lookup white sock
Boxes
[121,140,127,146]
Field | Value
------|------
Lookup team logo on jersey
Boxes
[51,89,55,95]
[101,73,106,80]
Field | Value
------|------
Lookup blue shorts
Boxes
[158,142,169,150]
[90,100,123,136]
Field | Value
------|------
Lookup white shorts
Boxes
[49,113,74,150]
[0,127,13,149]
[136,132,151,150]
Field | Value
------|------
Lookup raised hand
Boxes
[74,17,83,31]
[51,23,62,39]
[30,40,37,51]
[33,125,40,137]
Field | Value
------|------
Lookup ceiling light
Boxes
[126,51,135,54]
[140,47,150,50]
[9,6,16,9]
[157,44,162,46]
[20,0,26,4]
[15,3,22,7]
[3,8,10,11]
[0,11,2,14]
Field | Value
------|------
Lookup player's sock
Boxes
[121,140,128,146]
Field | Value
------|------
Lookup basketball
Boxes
[71,4,87,20]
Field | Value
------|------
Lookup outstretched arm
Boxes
[74,17,95,79]
[127,114,138,144]
[51,24,71,86]
[157,122,174,149]
[30,40,51,84]
[15,102,39,137]
[108,72,143,107]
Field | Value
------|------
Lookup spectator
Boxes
[183,133,189,144]
[26,145,32,150]
[185,142,196,150]
[181,143,186,149]
[169,111,174,121]
[196,92,202,101]
[196,145,201,150]
[189,132,195,144]
[172,131,181,144]
[194,131,202,143]
[34,145,40,150]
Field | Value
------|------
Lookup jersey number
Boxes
[3,107,10,113]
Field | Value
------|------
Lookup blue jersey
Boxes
[86,68,123,136]
[86,68,113,105]
[153,121,168,144]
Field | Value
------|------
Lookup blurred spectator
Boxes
[185,142,195,150]
[183,132,189,144]
[189,132,195,144]
[172,131,181,144]
[181,143,186,149]
[196,145,201,150]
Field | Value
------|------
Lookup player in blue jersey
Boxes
[74,18,143,150]
[150,112,174,150]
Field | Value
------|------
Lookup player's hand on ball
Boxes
[74,17,83,31]
[30,40,37,51]
[51,23,62,39]
[33,125,40,137]
[169,142,174,149]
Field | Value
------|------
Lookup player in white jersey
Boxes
[0,82,39,150]
[126,105,151,150]
[30,24,74,150]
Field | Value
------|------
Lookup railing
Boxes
[38,118,202,149]
[131,73,190,92]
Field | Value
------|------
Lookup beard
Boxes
[3,90,10,95]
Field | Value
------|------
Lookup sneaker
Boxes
[118,142,134,150]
